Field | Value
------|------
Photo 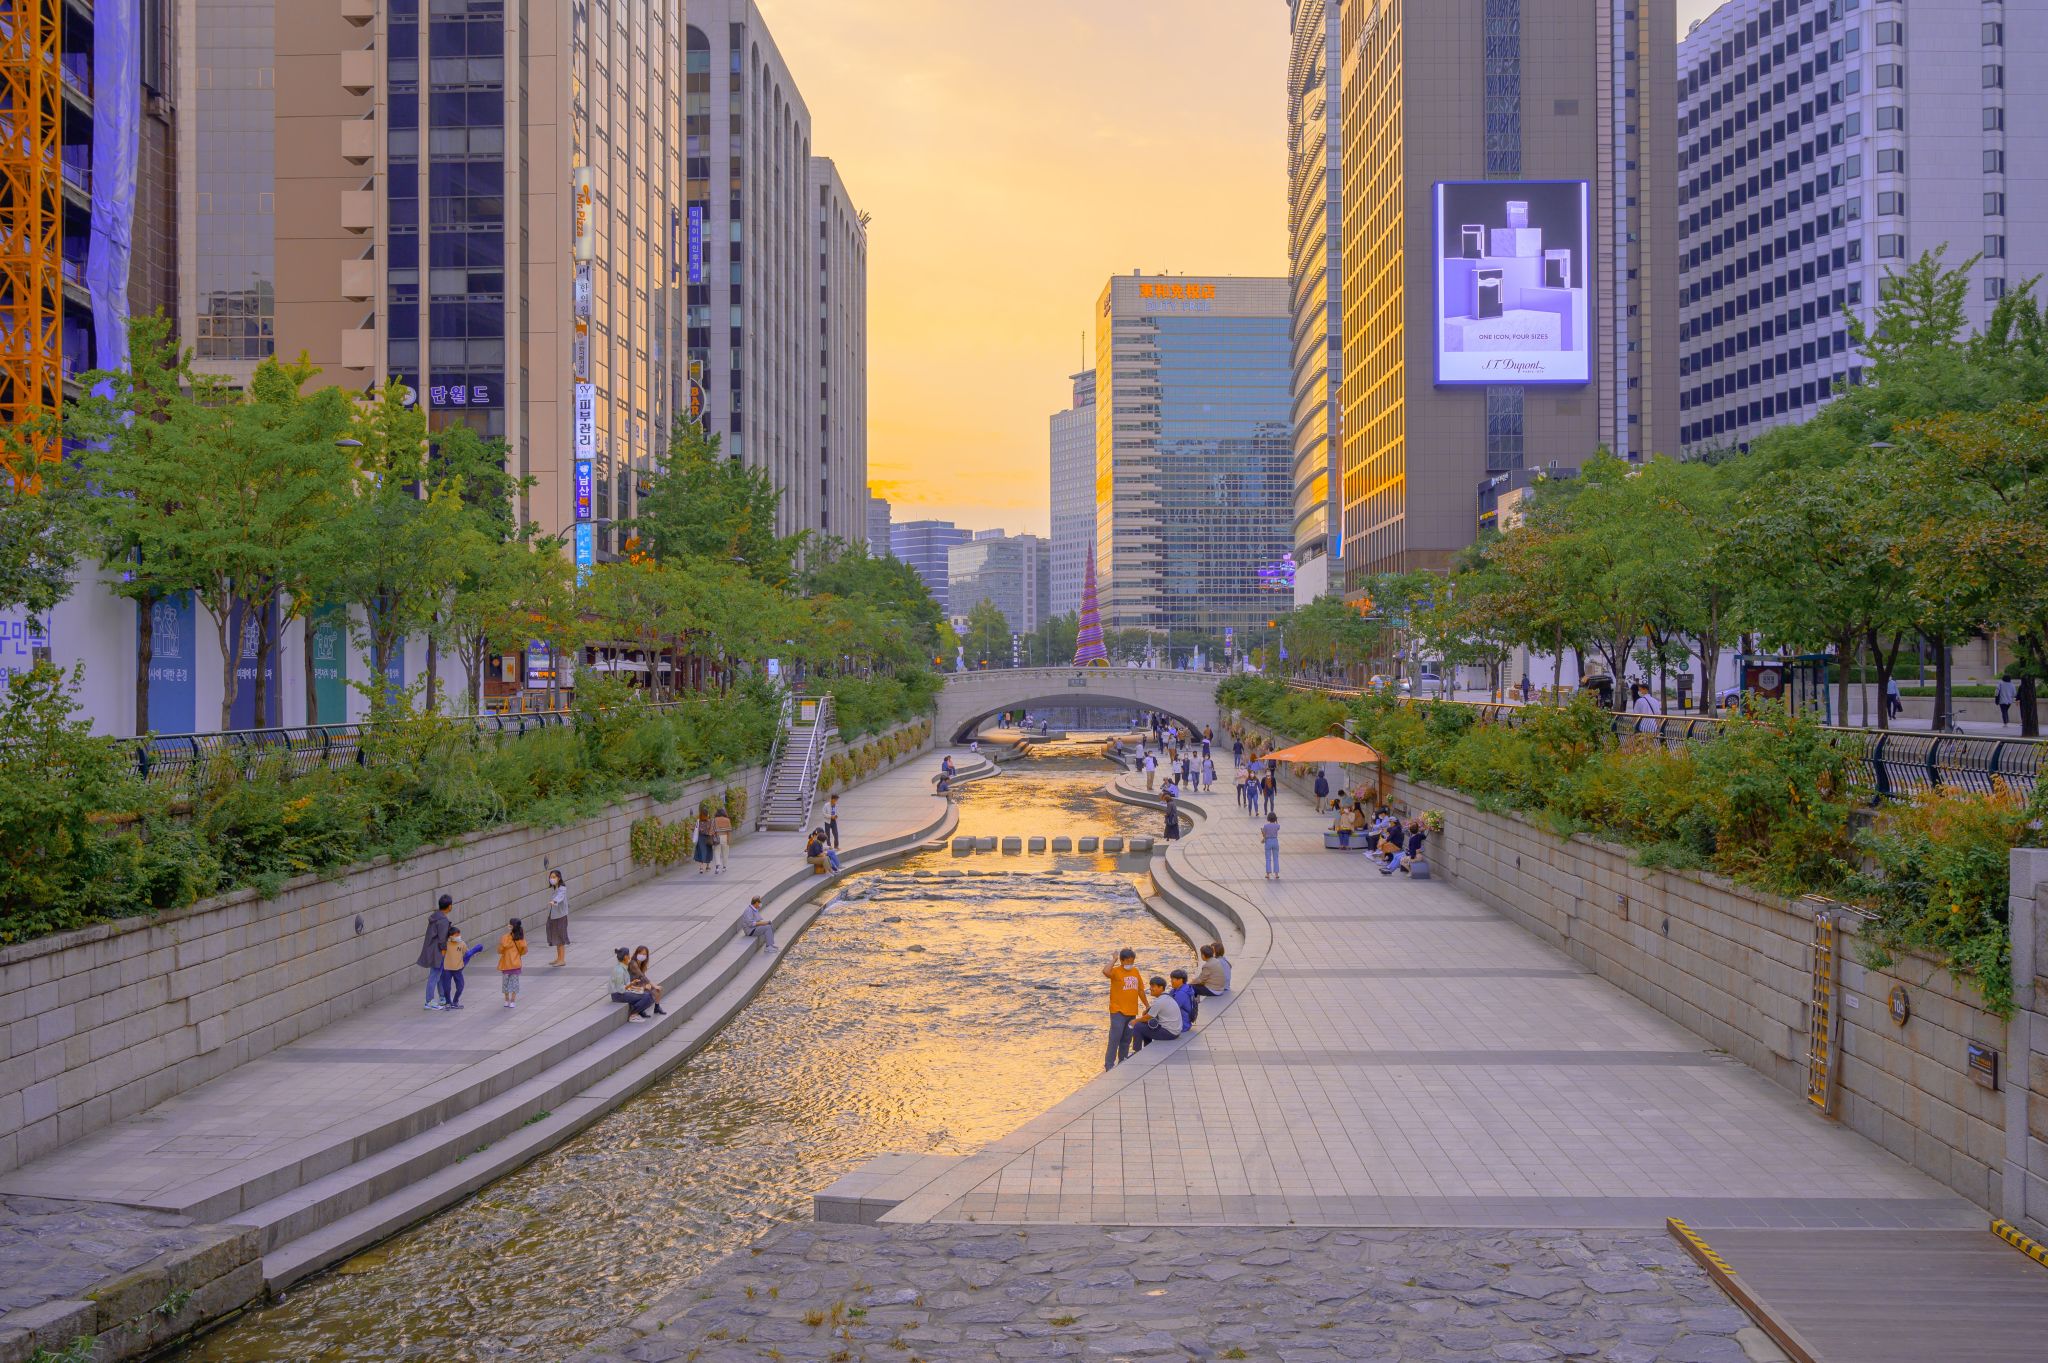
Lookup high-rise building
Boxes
[865,492,891,555]
[1334,0,1677,581]
[1287,0,1343,605]
[1,0,177,474]
[1048,368,1096,618]
[272,0,688,564]
[1676,0,2045,454]
[1093,273,1293,639]
[183,0,274,387]
[890,519,970,610]
[810,157,867,544]
[945,534,1050,637]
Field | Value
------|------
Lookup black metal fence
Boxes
[1282,685,2042,801]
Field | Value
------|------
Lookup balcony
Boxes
[338,190,376,233]
[339,48,376,95]
[339,258,375,302]
[339,328,376,370]
[339,118,376,164]
[340,0,374,25]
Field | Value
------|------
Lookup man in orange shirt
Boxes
[1102,947,1146,1070]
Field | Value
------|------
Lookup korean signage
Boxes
[426,381,494,408]
[687,203,705,285]
[571,167,595,262]
[574,459,594,522]
[1433,180,1591,385]
[574,522,595,586]
[1134,279,1216,313]
[141,594,197,733]
[526,638,555,685]
[311,605,348,725]
[573,261,593,320]
[0,612,49,686]
[574,381,596,463]
[227,596,281,731]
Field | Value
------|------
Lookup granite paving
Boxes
[566,1222,1792,1363]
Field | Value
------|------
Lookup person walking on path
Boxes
[712,807,732,872]
[419,895,455,1010]
[544,870,571,966]
[1246,770,1263,819]
[1102,947,1146,1070]
[440,927,479,1009]
[1201,754,1215,792]
[1129,976,1183,1051]
[609,947,655,1019]
[1631,682,1663,735]
[1997,676,2018,726]
[1143,751,1158,791]
[1232,736,1244,767]
[1886,676,1903,720]
[1260,771,1277,818]
[692,812,716,874]
[1261,811,1282,880]
[1313,769,1329,802]
[1163,794,1181,841]
[824,794,841,849]
[739,896,778,952]
[498,919,527,1008]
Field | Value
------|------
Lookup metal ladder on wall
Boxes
[1803,898,1842,1116]
[757,694,836,832]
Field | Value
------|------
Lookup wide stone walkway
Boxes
[0,755,963,1225]
[885,765,1978,1232]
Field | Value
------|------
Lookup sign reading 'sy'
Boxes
[1433,180,1591,386]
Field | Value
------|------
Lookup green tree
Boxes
[1024,611,1080,667]
[800,537,946,658]
[633,421,806,586]
[0,440,80,630]
[1282,595,1379,679]
[961,598,1012,667]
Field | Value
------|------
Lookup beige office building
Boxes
[810,156,869,546]
[1334,0,1677,582]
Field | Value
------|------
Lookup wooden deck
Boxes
[1705,1228,2048,1363]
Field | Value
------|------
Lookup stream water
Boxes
[170,745,1187,1363]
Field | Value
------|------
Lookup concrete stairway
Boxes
[759,697,835,832]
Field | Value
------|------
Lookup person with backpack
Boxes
[497,918,528,1009]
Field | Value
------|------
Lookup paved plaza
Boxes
[569,1221,1791,1363]
[886,767,1977,1232]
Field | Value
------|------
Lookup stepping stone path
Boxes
[565,1223,1789,1363]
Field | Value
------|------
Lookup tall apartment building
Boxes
[809,156,867,544]
[271,0,687,568]
[945,533,1050,637]
[1676,0,2045,453]
[1047,368,1096,617]
[1287,0,1343,605]
[1094,273,1293,639]
[182,0,273,389]
[865,492,891,554]
[1334,0,1677,582]
[889,519,970,611]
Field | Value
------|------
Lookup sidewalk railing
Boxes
[1279,684,2042,800]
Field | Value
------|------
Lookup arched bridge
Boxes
[936,667,1223,744]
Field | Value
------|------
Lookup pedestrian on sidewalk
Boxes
[1886,676,1903,720]
[824,794,841,848]
[629,945,667,1014]
[739,896,778,952]
[1313,769,1329,802]
[1130,976,1182,1051]
[692,812,716,874]
[713,806,732,872]
[1997,676,2018,726]
[498,919,527,1008]
[610,947,655,1019]
[1232,736,1244,767]
[1143,751,1157,790]
[1261,811,1281,880]
[440,927,479,1009]
[1260,771,1277,818]
[544,870,571,967]
[1245,771,1262,819]
[1201,754,1215,791]
[1103,947,1145,1069]
[1163,794,1181,841]
[419,894,455,1009]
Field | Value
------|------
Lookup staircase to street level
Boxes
[758,694,835,832]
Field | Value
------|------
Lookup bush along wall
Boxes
[1217,675,2046,1015]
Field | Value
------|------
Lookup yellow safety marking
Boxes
[1667,1219,1735,1276]
[1993,1219,2048,1271]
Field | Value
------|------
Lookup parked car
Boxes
[1576,674,1616,708]
[1414,672,1447,698]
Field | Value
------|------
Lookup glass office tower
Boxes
[1094,274,1293,640]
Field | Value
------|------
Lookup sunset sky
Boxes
[770,0,1729,536]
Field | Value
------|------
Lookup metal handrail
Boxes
[791,694,836,834]
[754,690,795,832]
[1267,682,2043,800]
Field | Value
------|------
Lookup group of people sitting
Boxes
[1328,795,1428,875]
[1102,941,1232,1068]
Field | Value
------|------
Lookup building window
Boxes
[1985,276,2007,301]
[1985,192,2005,215]
[1984,106,2005,131]
[1982,65,2004,88]
[1875,64,1904,89]
[1984,149,2005,173]
[1485,386,1524,474]
[1875,21,1904,45]
[1876,148,1905,173]
[1875,105,1904,131]
[1984,235,2006,259]
[1982,23,2003,45]
[1876,191,1905,215]
[1877,234,1906,259]
[1483,0,1523,177]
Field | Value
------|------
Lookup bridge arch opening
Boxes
[947,695,1210,746]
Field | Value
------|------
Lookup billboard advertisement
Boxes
[1433,180,1590,385]
[571,167,595,262]
[687,204,705,285]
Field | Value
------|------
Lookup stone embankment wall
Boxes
[0,716,934,1177]
[1224,710,2027,1223]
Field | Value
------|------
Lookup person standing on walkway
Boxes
[1103,947,1146,1069]
[824,794,841,849]
[1997,676,2018,726]
[1631,682,1663,735]
[1260,771,1277,818]
[440,927,477,1009]
[1313,769,1329,802]
[713,806,732,873]
[544,870,571,967]
[739,896,778,952]
[692,812,716,874]
[1260,811,1281,880]
[419,895,455,1010]
[1201,754,1215,792]
[498,919,527,1009]
[1129,976,1182,1051]
[1143,751,1158,790]
[1163,794,1181,841]
[1232,736,1244,767]
[1246,770,1263,819]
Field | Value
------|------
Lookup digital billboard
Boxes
[1433,180,1590,385]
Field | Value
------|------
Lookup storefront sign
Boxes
[571,167,595,262]
[574,523,595,586]
[526,638,554,685]
[141,594,196,734]
[574,459,594,521]
[574,381,596,462]
[427,382,493,408]
[311,604,348,725]
[687,204,705,284]
[227,596,280,731]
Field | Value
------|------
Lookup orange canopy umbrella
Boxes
[1260,735,1383,766]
